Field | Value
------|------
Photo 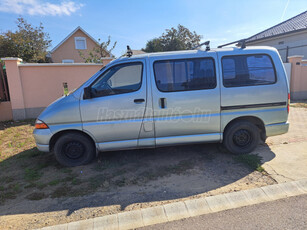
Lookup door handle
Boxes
[134,98,145,103]
[160,98,166,109]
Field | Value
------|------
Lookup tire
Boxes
[54,133,95,167]
[223,121,260,155]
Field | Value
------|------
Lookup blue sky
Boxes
[0,0,307,57]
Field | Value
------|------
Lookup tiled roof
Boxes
[132,50,146,55]
[246,10,307,43]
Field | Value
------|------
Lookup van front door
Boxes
[150,54,221,146]
[80,60,147,151]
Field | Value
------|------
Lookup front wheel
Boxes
[223,121,260,155]
[54,133,95,167]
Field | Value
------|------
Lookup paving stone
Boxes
[278,181,306,197]
[163,201,190,221]
[68,218,93,230]
[141,206,167,226]
[243,187,271,205]
[118,210,143,230]
[224,190,251,208]
[204,194,233,212]
[261,184,288,200]
[93,214,118,230]
[184,197,212,217]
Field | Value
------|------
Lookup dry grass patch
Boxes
[290,100,307,108]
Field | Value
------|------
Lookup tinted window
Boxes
[91,63,142,97]
[154,58,216,92]
[222,54,276,87]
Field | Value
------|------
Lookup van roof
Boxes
[116,46,277,61]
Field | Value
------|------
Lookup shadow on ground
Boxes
[0,141,276,221]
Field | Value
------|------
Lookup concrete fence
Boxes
[1,58,108,121]
[0,56,306,122]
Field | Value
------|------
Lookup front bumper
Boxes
[36,143,50,152]
[33,128,53,152]
[265,122,289,137]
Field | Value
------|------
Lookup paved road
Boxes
[140,194,307,230]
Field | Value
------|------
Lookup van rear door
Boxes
[218,49,289,132]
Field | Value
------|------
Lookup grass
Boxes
[290,100,307,108]
[71,178,82,185]
[0,176,14,184]
[233,154,265,173]
[51,186,72,198]
[24,168,43,181]
[26,192,47,200]
[0,183,23,204]
[0,119,273,206]
[0,119,36,162]
[0,119,198,202]
[48,179,61,186]
[60,168,73,174]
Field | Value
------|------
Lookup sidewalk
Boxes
[39,179,307,230]
[258,142,307,182]
[257,107,307,183]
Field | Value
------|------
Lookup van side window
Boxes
[91,63,142,97]
[154,58,216,92]
[222,54,276,87]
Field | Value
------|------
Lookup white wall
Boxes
[283,63,291,84]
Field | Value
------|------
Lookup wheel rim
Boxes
[63,141,85,159]
[233,129,252,147]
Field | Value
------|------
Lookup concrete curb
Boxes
[38,179,307,230]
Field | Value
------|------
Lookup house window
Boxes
[74,37,87,49]
[278,41,284,45]
[62,59,74,63]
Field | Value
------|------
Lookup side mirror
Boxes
[83,86,92,99]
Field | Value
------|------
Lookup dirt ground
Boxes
[1,104,305,230]
[0,145,275,230]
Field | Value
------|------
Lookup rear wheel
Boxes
[223,121,260,154]
[54,133,95,167]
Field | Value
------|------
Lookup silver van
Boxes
[33,46,289,166]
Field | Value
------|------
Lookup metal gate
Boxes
[0,62,9,101]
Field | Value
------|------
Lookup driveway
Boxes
[257,107,307,182]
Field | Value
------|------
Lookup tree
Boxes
[143,24,202,52]
[0,17,51,63]
[79,36,117,63]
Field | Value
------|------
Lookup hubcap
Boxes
[233,129,252,147]
[63,141,85,159]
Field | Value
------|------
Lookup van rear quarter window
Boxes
[154,58,216,92]
[222,54,276,87]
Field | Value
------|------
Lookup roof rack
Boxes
[218,39,246,49]
[193,41,210,51]
[126,45,133,57]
